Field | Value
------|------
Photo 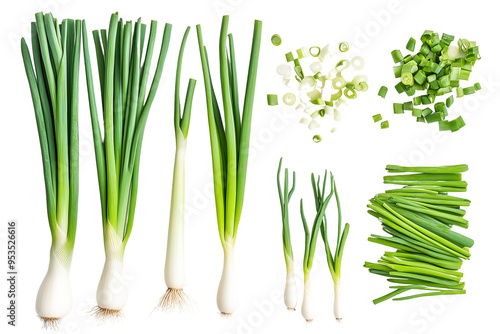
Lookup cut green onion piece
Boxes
[401,72,414,86]
[378,86,388,98]
[403,102,413,111]
[381,120,389,129]
[271,34,282,46]
[395,82,405,94]
[309,46,320,57]
[285,52,294,62]
[446,95,454,108]
[449,116,466,132]
[393,103,404,114]
[283,93,296,106]
[425,112,444,123]
[277,64,291,76]
[391,49,403,63]
[335,59,350,71]
[339,41,349,52]
[344,88,357,99]
[463,86,475,95]
[473,82,481,91]
[373,114,383,122]
[406,37,416,52]
[332,76,347,90]
[297,47,309,59]
[412,109,423,117]
[456,87,464,98]
[312,134,322,143]
[267,94,278,106]
[439,120,450,131]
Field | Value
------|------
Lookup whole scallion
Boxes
[82,13,171,319]
[196,15,262,315]
[21,12,81,329]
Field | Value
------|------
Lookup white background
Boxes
[1,0,499,333]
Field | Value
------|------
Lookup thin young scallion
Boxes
[158,26,196,311]
[196,15,262,315]
[300,171,336,322]
[276,158,297,311]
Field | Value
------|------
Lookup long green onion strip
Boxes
[157,26,196,311]
[22,12,81,328]
[365,165,473,303]
[277,158,298,311]
[320,175,350,321]
[82,13,172,318]
[300,171,336,321]
[196,15,262,315]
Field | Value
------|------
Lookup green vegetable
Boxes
[21,12,81,327]
[366,165,473,303]
[378,86,388,98]
[82,13,171,317]
[271,34,282,46]
[196,15,262,315]
[267,94,278,105]
[381,120,390,129]
[391,49,403,63]
[406,37,416,52]
[373,114,383,122]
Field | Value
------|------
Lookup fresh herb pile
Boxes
[364,165,473,303]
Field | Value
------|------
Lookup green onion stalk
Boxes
[82,13,171,318]
[196,15,262,315]
[21,12,81,329]
[158,26,196,311]
[320,179,349,321]
[300,172,335,322]
[276,158,298,310]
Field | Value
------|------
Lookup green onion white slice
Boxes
[277,158,298,310]
[300,171,335,321]
[21,12,81,329]
[82,13,171,319]
[196,15,262,315]
[158,26,196,311]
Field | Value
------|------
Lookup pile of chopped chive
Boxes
[364,164,473,303]
[377,30,481,132]
[267,38,368,142]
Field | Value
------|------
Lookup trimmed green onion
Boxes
[271,34,282,46]
[381,120,389,129]
[267,94,278,106]
[373,114,383,122]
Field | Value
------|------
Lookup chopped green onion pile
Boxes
[364,164,473,303]
[381,30,481,131]
[268,40,369,142]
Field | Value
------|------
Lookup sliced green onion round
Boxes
[401,72,414,86]
[276,64,291,76]
[283,93,296,106]
[271,34,282,46]
[310,61,322,73]
[351,56,365,70]
[267,94,279,106]
[312,134,322,143]
[344,88,357,99]
[309,46,321,57]
[339,41,349,52]
[307,89,321,100]
[335,59,350,71]
[332,76,347,90]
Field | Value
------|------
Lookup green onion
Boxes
[373,114,383,122]
[391,49,403,63]
[309,46,320,57]
[83,13,171,317]
[300,171,337,321]
[339,41,349,52]
[406,37,416,52]
[277,159,298,310]
[366,165,473,303]
[312,134,322,143]
[267,94,278,105]
[196,15,262,316]
[393,103,404,114]
[285,52,294,62]
[283,93,296,106]
[271,34,282,46]
[381,120,389,129]
[159,26,196,311]
[378,86,388,98]
[22,12,81,327]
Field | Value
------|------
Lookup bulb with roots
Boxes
[35,247,73,329]
[217,244,238,315]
